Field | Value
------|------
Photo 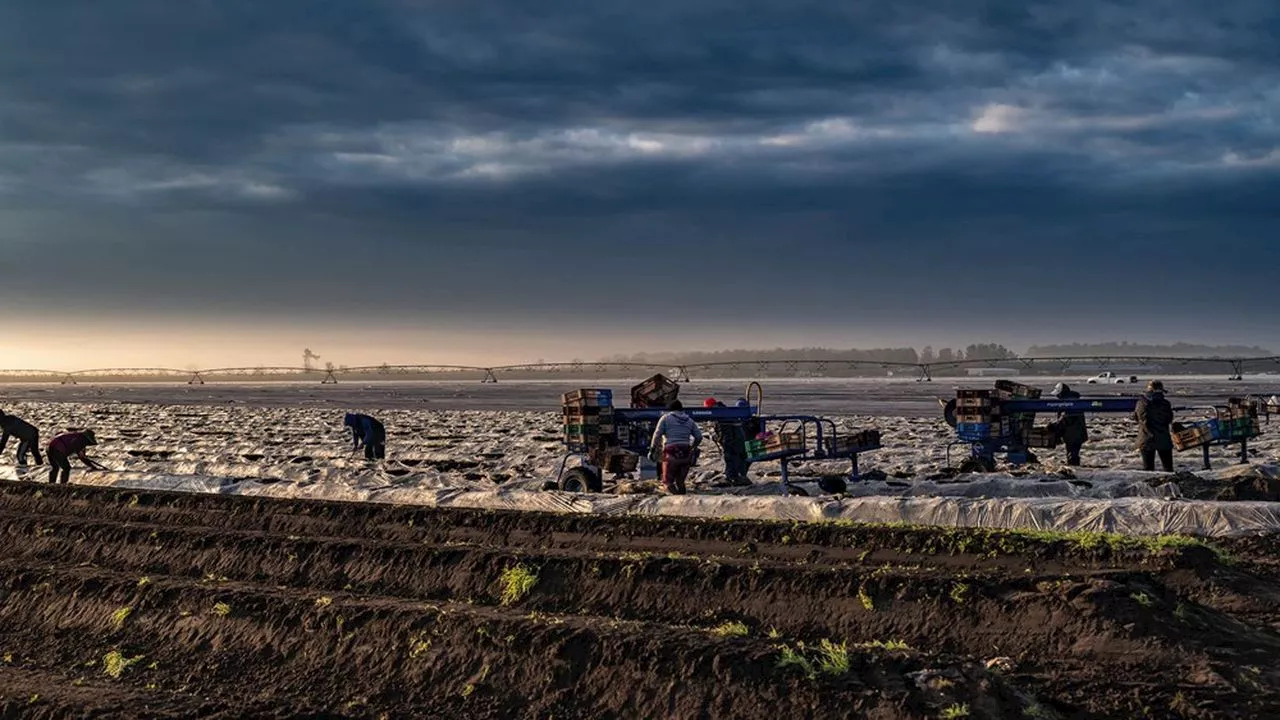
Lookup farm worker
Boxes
[1050,383,1087,467]
[650,400,703,495]
[0,410,42,466]
[344,413,386,460]
[703,397,717,408]
[1134,380,1174,472]
[711,401,750,486]
[46,430,106,484]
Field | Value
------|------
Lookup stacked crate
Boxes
[1213,398,1261,441]
[562,388,615,452]
[630,374,680,409]
[995,380,1041,442]
[954,389,1012,441]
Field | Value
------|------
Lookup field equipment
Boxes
[556,383,884,496]
[943,382,1264,471]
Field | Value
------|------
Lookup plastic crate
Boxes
[994,380,1041,400]
[630,374,680,409]
[563,411,615,428]
[563,404,614,417]
[957,419,1012,441]
[1214,415,1260,441]
[564,423,614,436]
[562,388,613,407]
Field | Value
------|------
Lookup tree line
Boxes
[600,342,1275,366]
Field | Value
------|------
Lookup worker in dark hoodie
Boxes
[1049,383,1088,466]
[649,400,703,494]
[710,400,751,486]
[1134,380,1174,471]
[47,429,106,484]
[344,413,386,460]
[0,410,42,466]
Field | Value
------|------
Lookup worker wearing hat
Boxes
[1050,383,1088,466]
[46,428,107,484]
[1134,380,1175,471]
[710,399,751,486]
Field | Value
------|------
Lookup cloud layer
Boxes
[1,0,1277,350]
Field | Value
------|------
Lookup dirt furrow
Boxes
[1,481,1279,718]
[0,562,1030,720]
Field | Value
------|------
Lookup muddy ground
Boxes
[0,483,1278,719]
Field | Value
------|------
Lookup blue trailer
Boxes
[943,393,1261,472]
[556,384,883,495]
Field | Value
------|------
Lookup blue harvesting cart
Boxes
[556,380,884,496]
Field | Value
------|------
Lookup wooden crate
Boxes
[1025,426,1060,448]
[826,430,882,455]
[764,432,805,453]
[603,450,640,474]
[1173,424,1213,451]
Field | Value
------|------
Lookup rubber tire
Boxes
[560,466,603,493]
[958,456,997,474]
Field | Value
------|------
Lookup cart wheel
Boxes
[958,456,996,474]
[561,466,603,493]
[941,399,958,428]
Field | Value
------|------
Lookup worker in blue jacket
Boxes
[343,413,386,460]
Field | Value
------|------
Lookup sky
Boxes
[1,1,1278,369]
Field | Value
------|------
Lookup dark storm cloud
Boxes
[1,0,1278,343]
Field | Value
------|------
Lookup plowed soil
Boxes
[1,483,1278,719]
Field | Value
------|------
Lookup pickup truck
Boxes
[1085,372,1138,384]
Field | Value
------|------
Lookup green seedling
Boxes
[499,564,538,605]
[816,639,850,676]
[109,606,132,631]
[103,650,144,679]
[709,621,749,638]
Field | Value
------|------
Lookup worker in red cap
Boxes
[703,397,717,408]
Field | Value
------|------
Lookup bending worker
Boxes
[0,410,42,466]
[344,413,386,460]
[47,429,106,484]
[650,400,702,495]
[1050,383,1087,466]
[1134,380,1174,471]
